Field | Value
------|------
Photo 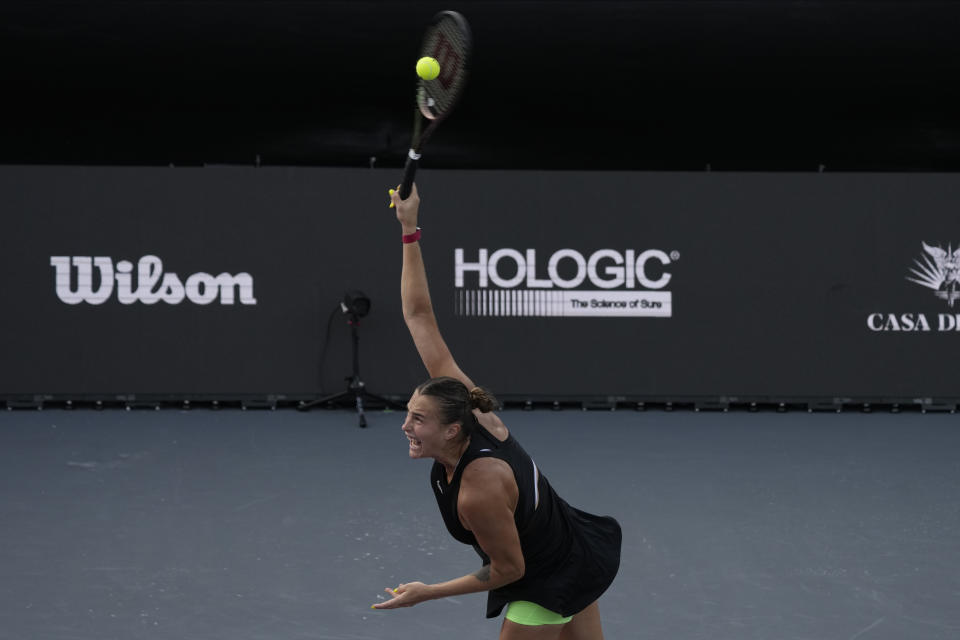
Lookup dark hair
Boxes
[415,376,499,439]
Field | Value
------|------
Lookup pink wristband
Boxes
[402,228,421,244]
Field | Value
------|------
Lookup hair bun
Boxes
[469,386,499,413]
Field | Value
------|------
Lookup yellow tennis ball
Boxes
[416,56,440,81]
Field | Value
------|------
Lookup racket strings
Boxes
[420,19,469,115]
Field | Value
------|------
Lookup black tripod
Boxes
[297,311,393,428]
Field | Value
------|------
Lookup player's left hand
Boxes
[371,581,433,609]
[389,182,420,233]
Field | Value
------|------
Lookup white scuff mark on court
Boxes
[67,461,98,470]
[67,452,150,471]
[233,493,279,511]
[848,617,885,640]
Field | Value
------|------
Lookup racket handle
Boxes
[398,150,420,200]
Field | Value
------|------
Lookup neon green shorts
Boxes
[504,601,572,626]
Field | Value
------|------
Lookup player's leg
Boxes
[558,600,603,640]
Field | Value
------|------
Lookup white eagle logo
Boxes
[907,242,960,307]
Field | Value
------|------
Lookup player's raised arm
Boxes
[391,184,475,388]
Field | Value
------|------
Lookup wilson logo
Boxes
[50,255,257,306]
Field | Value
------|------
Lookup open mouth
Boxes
[406,434,423,450]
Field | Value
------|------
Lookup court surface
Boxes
[1,408,958,640]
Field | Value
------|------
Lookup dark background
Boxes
[4,0,960,171]
[4,166,958,406]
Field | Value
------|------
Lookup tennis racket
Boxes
[397,10,472,200]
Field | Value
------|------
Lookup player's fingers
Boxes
[371,588,400,610]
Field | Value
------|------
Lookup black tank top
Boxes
[430,421,621,618]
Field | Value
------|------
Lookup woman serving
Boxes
[371,184,621,640]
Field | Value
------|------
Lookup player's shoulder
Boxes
[460,456,515,499]
[461,455,511,482]
[459,456,518,512]
[475,410,509,442]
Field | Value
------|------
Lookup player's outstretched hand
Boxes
[371,581,432,610]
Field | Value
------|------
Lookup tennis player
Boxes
[372,184,621,639]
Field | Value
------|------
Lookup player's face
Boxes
[401,391,448,459]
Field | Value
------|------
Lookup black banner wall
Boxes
[2,167,958,405]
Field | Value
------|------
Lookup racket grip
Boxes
[398,151,420,200]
